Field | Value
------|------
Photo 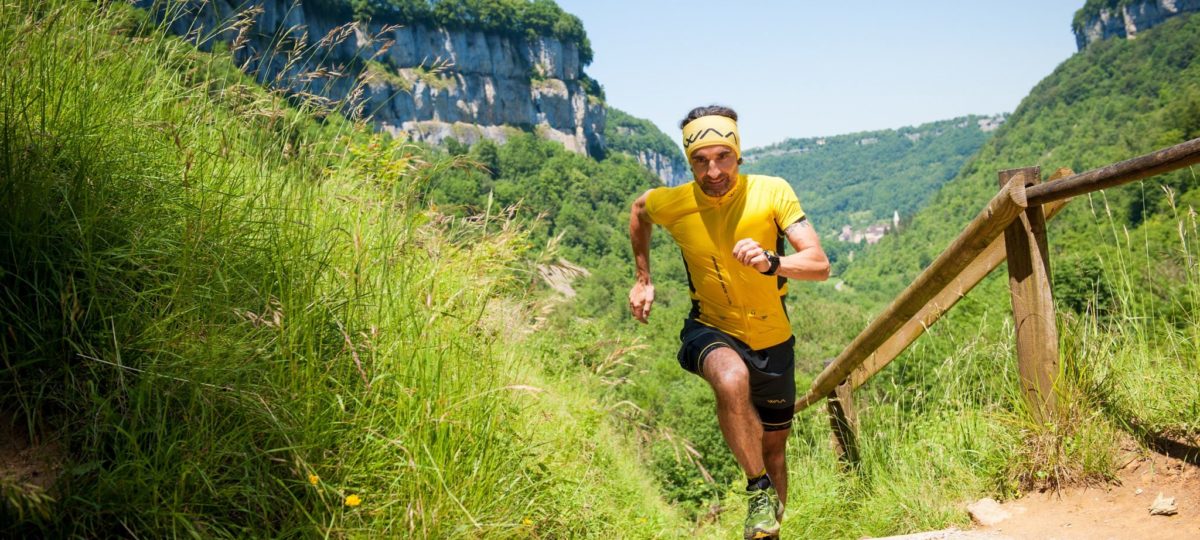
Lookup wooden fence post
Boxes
[999,167,1060,423]
[824,361,860,468]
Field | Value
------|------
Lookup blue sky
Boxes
[556,1,1084,150]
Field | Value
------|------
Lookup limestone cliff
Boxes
[604,107,689,186]
[1074,0,1200,50]
[137,0,605,156]
[626,149,688,186]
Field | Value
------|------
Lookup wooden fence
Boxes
[795,137,1200,464]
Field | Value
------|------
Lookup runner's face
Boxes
[689,145,738,197]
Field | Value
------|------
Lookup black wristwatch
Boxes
[760,250,780,276]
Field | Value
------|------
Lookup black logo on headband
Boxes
[683,128,738,149]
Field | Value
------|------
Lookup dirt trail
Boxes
[976,446,1200,540]
[873,444,1200,540]
[0,412,63,493]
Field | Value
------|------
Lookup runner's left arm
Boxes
[732,217,829,281]
[776,218,830,281]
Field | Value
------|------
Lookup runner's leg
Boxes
[701,347,764,476]
[762,428,789,507]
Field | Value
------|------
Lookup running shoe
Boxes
[743,485,781,539]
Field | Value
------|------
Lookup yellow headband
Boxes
[682,115,740,160]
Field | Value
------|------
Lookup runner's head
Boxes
[680,105,741,196]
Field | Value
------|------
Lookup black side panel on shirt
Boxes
[775,220,789,318]
[680,248,696,293]
[776,231,787,290]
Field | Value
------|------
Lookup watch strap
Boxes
[760,250,780,276]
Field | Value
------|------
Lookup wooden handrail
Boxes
[794,175,1029,412]
[798,139,1200,468]
[847,197,1071,390]
[1026,137,1200,205]
[798,138,1200,415]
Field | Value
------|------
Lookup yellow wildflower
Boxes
[345,494,362,507]
[308,474,319,486]
[521,518,533,526]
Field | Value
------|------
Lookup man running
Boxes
[628,105,830,539]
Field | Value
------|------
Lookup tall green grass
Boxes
[1063,186,1200,439]
[0,1,686,536]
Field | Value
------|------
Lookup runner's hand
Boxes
[733,238,771,272]
[629,281,655,323]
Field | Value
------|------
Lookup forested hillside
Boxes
[845,12,1200,301]
[743,115,1001,240]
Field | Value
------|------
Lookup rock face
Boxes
[138,0,605,156]
[1075,0,1200,50]
[627,149,687,186]
[603,107,689,185]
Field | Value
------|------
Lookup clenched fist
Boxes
[628,281,655,323]
[733,238,771,273]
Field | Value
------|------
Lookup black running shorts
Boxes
[676,319,797,431]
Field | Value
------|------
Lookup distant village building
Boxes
[839,223,890,245]
[839,225,855,243]
[839,211,900,245]
[863,223,888,244]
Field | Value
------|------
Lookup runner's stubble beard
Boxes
[698,173,733,197]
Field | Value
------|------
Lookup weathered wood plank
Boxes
[1001,167,1060,423]
[847,169,1074,390]
[1026,137,1200,205]
[794,176,1029,412]
[848,200,1071,390]
[826,379,859,468]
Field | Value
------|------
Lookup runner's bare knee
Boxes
[763,429,789,459]
[703,347,748,391]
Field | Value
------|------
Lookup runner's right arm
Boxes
[629,190,655,323]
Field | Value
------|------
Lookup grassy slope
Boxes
[0,1,688,536]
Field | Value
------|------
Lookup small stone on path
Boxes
[967,498,1012,527]
[1150,493,1178,516]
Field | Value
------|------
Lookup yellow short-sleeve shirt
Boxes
[645,174,805,350]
